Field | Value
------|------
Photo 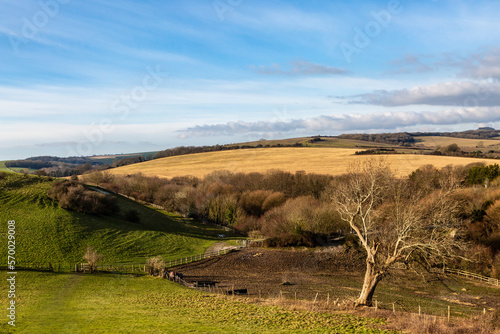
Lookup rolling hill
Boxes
[108,147,498,179]
[0,172,234,265]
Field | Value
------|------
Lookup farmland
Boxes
[0,172,397,333]
[108,147,497,179]
[414,136,500,150]
[1,167,500,333]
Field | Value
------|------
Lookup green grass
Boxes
[0,173,236,266]
[0,271,394,334]
[0,161,11,173]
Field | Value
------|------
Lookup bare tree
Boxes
[83,246,103,273]
[333,159,465,306]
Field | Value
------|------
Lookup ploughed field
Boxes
[175,248,500,317]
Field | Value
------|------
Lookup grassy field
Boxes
[414,136,500,149]
[0,173,237,265]
[108,147,498,179]
[0,271,396,334]
[0,161,11,172]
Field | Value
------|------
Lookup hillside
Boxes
[0,172,234,265]
[108,147,497,179]
[414,136,500,150]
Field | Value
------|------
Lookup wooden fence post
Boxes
[448,306,450,322]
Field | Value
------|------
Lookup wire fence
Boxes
[175,283,494,319]
[0,245,246,273]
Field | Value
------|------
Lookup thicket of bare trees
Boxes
[48,180,120,215]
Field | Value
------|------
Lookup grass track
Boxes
[109,147,498,179]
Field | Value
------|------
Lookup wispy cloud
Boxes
[387,53,433,75]
[180,107,500,137]
[386,46,500,80]
[459,46,500,80]
[254,59,347,76]
[346,81,500,107]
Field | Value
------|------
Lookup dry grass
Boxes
[386,311,500,334]
[414,136,500,149]
[230,293,500,334]
[109,147,498,179]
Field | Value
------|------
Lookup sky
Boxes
[1,0,500,160]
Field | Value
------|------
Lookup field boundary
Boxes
[0,245,247,273]
[444,268,500,287]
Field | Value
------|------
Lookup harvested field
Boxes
[414,136,500,149]
[109,147,498,179]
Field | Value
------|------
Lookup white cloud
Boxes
[180,107,500,137]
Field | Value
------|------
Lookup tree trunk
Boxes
[355,261,384,307]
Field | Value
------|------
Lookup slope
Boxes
[0,173,231,265]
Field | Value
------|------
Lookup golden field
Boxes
[414,136,500,149]
[108,147,498,179]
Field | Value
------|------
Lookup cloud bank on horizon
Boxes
[1,0,500,159]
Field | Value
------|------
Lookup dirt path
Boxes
[204,242,233,256]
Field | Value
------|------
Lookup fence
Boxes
[0,245,245,274]
[179,284,492,320]
[444,268,500,287]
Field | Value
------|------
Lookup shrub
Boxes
[146,256,167,278]
[83,246,103,273]
[48,180,120,215]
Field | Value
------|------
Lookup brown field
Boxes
[414,136,500,149]
[108,147,497,179]
[175,248,500,317]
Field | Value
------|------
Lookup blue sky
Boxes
[1,0,500,159]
